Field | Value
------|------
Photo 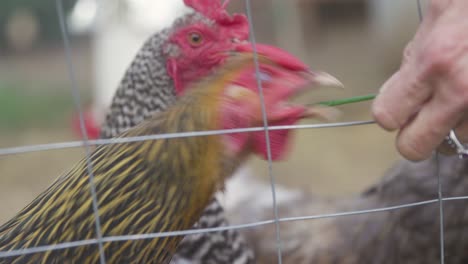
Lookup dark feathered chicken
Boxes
[230,155,468,264]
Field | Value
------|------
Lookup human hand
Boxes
[372,0,468,161]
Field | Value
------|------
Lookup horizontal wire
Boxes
[0,120,375,156]
[1,193,467,259]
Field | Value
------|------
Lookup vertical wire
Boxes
[417,0,423,21]
[244,1,283,263]
[436,153,445,264]
[415,0,445,262]
[56,1,106,263]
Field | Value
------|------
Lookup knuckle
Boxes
[423,40,455,75]
[422,23,468,78]
[402,42,414,65]
[428,0,450,17]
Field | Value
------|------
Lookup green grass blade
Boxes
[318,94,376,107]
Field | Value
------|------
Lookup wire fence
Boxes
[0,0,457,263]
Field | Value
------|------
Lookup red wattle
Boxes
[253,128,291,161]
[166,59,184,95]
[252,110,304,161]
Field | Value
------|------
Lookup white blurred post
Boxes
[70,0,190,122]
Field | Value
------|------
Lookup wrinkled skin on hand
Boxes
[372,0,468,161]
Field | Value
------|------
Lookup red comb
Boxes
[184,0,223,19]
[184,0,249,40]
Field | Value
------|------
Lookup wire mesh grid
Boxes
[0,0,455,263]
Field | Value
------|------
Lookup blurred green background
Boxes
[0,0,421,224]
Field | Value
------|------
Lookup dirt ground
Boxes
[0,6,413,225]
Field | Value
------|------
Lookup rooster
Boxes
[0,52,341,264]
[81,0,342,262]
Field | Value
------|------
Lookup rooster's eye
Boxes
[188,32,203,47]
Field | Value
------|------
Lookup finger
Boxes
[395,89,465,161]
[372,65,433,131]
[372,4,442,132]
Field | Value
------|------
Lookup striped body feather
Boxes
[0,67,242,263]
